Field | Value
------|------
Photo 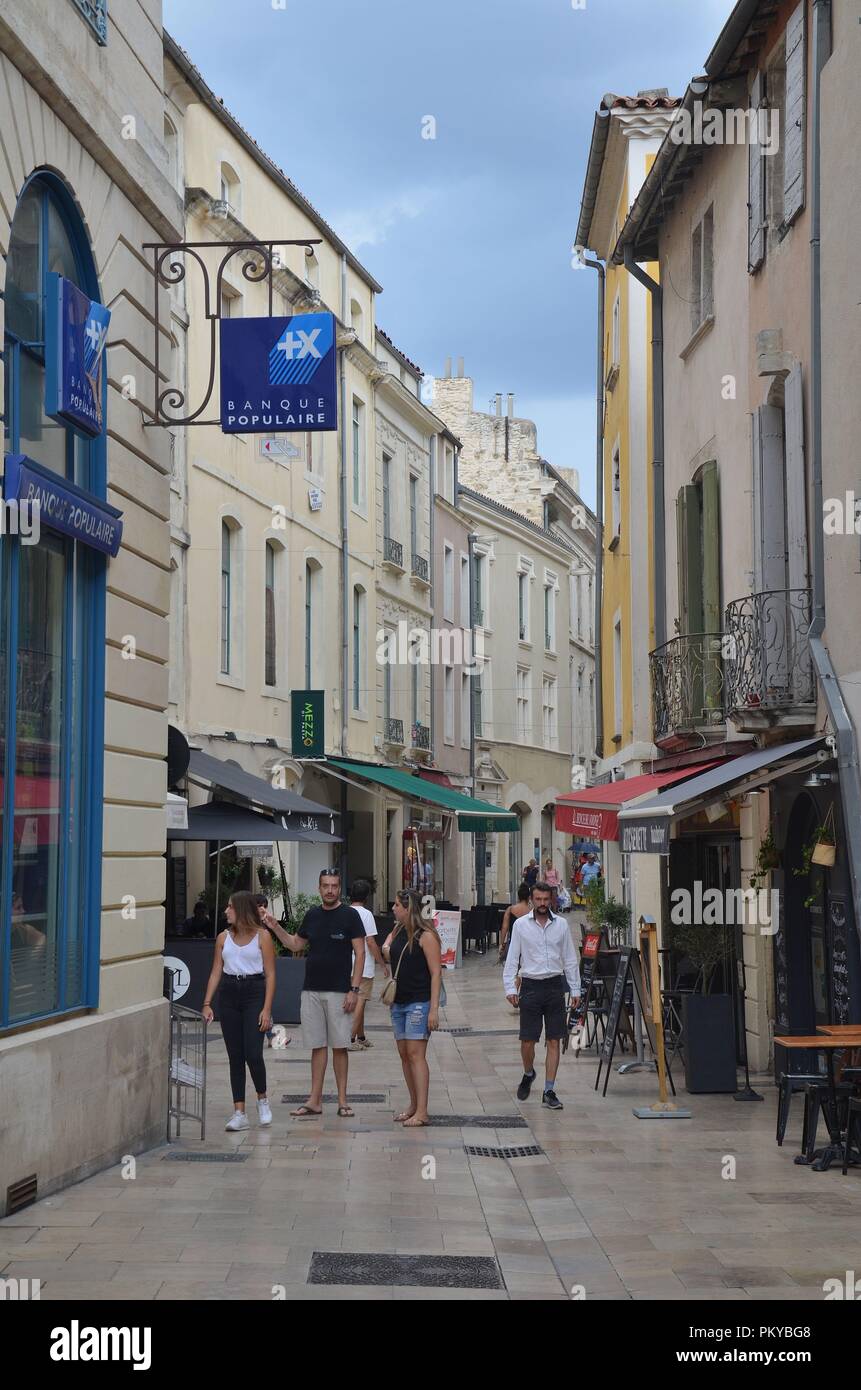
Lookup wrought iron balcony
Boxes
[410,722,431,750]
[650,633,726,746]
[384,717,404,746]
[724,588,815,729]
[411,554,429,583]
[472,604,484,627]
[383,536,404,569]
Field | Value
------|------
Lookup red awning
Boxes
[416,769,455,788]
[556,763,722,841]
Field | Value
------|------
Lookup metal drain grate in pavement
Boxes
[280,1094,387,1104]
[464,1144,544,1159]
[425,1113,528,1128]
[163,1152,249,1162]
[308,1251,503,1289]
[438,1026,473,1034]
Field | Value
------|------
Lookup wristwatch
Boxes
[349,986,360,994]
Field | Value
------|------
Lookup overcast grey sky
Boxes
[164,0,736,507]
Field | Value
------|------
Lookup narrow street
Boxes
[3,942,855,1303]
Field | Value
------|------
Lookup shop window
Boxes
[1,173,107,1029]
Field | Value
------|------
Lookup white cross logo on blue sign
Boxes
[277,328,322,362]
[85,318,102,352]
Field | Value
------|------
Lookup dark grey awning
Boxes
[617,737,827,852]
[167,800,341,844]
[187,748,333,818]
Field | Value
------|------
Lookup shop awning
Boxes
[167,799,342,844]
[187,748,333,819]
[325,758,519,831]
[556,763,723,841]
[616,737,828,853]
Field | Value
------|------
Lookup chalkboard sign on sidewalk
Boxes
[571,927,604,1027]
[595,944,675,1099]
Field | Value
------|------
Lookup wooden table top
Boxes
[817,1024,861,1036]
[774,1034,857,1049]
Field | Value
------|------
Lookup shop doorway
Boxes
[782,792,831,1033]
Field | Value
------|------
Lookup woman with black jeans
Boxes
[202,891,276,1131]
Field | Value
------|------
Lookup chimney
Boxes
[495,393,503,417]
[444,357,452,379]
[507,393,515,418]
[457,357,464,378]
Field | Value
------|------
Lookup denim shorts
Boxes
[391,998,431,1041]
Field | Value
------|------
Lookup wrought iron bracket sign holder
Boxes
[142,238,323,428]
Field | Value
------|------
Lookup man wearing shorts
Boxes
[503,882,580,1111]
[348,878,388,1049]
[276,869,365,1117]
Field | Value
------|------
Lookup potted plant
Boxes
[793,808,836,907]
[749,828,780,891]
[671,920,737,1093]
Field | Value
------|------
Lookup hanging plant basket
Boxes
[811,805,837,867]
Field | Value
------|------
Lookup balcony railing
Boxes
[410,722,430,750]
[472,605,484,627]
[383,536,404,568]
[411,554,429,583]
[384,717,404,746]
[650,632,725,744]
[724,588,815,719]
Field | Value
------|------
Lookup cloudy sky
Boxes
[164,0,736,507]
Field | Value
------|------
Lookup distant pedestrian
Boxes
[382,890,442,1127]
[523,858,539,889]
[274,869,366,1118]
[543,857,561,910]
[201,891,277,1131]
[498,882,531,963]
[349,878,389,1050]
[580,852,602,889]
[503,882,581,1111]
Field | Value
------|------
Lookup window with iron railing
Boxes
[69,0,107,43]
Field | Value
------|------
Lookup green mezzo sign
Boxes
[291,690,324,758]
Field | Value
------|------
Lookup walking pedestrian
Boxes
[523,858,539,890]
[580,852,602,889]
[543,856,561,911]
[503,882,581,1111]
[273,869,366,1118]
[498,882,531,963]
[348,878,389,1049]
[382,889,442,1127]
[201,890,277,1131]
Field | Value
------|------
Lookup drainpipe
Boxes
[808,0,861,944]
[339,252,350,883]
[467,527,477,898]
[580,252,605,760]
[622,245,666,649]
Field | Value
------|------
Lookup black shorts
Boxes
[518,975,567,1043]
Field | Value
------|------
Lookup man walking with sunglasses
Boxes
[503,882,580,1110]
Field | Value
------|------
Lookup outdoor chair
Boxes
[841,1096,861,1175]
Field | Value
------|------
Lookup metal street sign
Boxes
[259,437,302,459]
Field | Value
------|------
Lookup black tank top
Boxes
[389,928,432,1004]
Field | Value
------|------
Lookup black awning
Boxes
[168,800,341,844]
[187,748,333,819]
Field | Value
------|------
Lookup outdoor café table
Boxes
[816,1024,861,1036]
[774,1033,861,1171]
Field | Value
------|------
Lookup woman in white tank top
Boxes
[202,891,277,1131]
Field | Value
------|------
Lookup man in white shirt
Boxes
[349,879,388,1049]
[503,883,581,1110]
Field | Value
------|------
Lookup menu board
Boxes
[600,947,634,1064]
[829,896,850,1025]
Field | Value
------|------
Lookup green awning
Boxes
[327,758,518,832]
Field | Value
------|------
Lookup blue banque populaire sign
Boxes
[220,311,337,434]
[4,454,124,558]
[45,272,111,438]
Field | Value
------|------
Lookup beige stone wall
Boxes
[432,377,545,526]
[0,0,181,1209]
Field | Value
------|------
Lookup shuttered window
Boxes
[748,71,766,272]
[691,207,714,333]
[783,0,807,227]
[751,405,787,594]
[784,364,808,591]
[264,541,276,687]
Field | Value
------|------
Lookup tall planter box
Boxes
[682,993,737,1094]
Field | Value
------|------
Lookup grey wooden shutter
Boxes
[700,461,722,716]
[784,363,808,592]
[748,71,766,271]
[783,1,807,227]
[752,404,787,592]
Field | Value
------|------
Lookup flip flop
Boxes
[290,1105,322,1118]
[402,1117,428,1127]
[337,1105,354,1117]
[393,1111,415,1123]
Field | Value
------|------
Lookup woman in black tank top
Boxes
[383,890,442,1126]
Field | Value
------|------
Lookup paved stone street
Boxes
[3,943,859,1302]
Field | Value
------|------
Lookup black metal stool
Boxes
[842,1096,861,1175]
[776,1072,826,1147]
[801,1080,854,1164]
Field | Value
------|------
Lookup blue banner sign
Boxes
[45,273,111,438]
[220,312,337,434]
[4,454,123,557]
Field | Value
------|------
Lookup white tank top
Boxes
[222,929,264,976]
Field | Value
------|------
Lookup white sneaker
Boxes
[225,1110,250,1132]
[257,1099,273,1126]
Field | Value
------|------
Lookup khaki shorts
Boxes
[301,990,354,1050]
[358,977,374,1003]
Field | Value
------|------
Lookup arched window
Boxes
[2,173,106,1028]
[350,297,364,341]
[219,161,241,217]
[164,115,179,190]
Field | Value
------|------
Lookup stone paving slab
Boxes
[2,950,854,1302]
